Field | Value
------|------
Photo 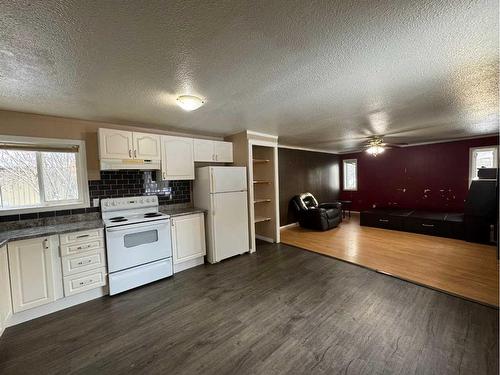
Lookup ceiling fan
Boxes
[361,136,407,156]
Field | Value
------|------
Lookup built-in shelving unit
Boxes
[252,144,279,244]
[225,130,280,252]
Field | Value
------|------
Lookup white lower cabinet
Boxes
[60,229,107,297]
[8,236,61,313]
[0,245,12,334]
[171,213,206,272]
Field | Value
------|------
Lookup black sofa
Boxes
[360,179,498,243]
[290,193,342,231]
[360,209,464,239]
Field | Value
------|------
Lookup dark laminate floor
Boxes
[0,243,498,375]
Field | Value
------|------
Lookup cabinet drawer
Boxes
[61,248,106,277]
[60,229,104,245]
[360,213,403,230]
[63,267,107,297]
[404,218,448,237]
[60,238,105,257]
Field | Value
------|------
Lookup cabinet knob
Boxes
[134,150,137,158]
[128,149,132,158]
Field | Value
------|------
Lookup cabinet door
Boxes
[194,139,215,162]
[98,128,133,159]
[8,237,56,313]
[214,141,233,162]
[0,245,12,331]
[172,213,206,264]
[161,136,194,180]
[133,132,161,160]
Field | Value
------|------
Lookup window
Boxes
[343,159,358,191]
[469,146,498,184]
[0,136,89,214]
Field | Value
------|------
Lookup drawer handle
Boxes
[76,234,90,239]
[76,243,93,250]
[422,224,435,227]
[77,259,94,266]
[379,219,389,222]
[79,278,95,286]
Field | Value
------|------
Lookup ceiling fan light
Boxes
[176,95,204,111]
[366,145,385,156]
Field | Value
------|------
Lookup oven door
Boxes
[106,219,171,273]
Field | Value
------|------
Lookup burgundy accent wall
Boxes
[339,136,499,212]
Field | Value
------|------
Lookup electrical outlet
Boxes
[93,198,100,207]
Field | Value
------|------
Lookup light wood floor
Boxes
[281,214,499,307]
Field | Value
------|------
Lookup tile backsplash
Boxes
[1,170,191,223]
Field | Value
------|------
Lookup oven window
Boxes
[124,230,159,248]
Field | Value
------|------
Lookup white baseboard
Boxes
[173,257,205,273]
[279,222,299,230]
[6,287,107,328]
[255,234,274,243]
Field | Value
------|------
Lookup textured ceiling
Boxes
[0,0,498,152]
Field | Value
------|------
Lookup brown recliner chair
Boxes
[290,193,342,231]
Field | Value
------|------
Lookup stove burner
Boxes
[109,216,125,220]
[144,212,162,218]
[111,218,128,222]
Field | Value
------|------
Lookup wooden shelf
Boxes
[254,199,272,204]
[253,180,271,184]
[253,159,270,164]
[254,216,272,223]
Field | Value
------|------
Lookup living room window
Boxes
[343,159,358,191]
[0,135,89,214]
[469,146,498,185]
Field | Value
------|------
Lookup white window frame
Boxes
[469,146,498,186]
[343,158,358,191]
[0,135,90,215]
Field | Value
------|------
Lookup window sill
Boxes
[0,201,90,216]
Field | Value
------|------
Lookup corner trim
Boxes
[278,144,339,155]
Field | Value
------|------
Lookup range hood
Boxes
[100,158,161,171]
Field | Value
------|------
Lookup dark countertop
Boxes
[0,220,104,247]
[159,207,206,217]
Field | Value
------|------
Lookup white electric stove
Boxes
[101,196,173,295]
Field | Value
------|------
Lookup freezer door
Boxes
[210,167,247,193]
[212,191,249,261]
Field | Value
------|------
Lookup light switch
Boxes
[93,198,100,207]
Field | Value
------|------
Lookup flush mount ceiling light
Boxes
[176,95,205,111]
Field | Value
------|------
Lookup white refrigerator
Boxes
[193,166,250,263]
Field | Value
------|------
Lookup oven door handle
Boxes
[106,220,169,233]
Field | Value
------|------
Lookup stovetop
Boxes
[101,196,170,227]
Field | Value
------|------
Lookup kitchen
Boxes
[0,122,280,333]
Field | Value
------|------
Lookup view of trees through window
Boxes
[343,159,358,191]
[0,150,79,209]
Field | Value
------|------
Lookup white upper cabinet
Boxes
[194,139,233,163]
[194,139,215,162]
[8,237,59,313]
[98,128,134,159]
[161,135,194,180]
[214,141,233,162]
[99,128,233,167]
[133,132,161,160]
